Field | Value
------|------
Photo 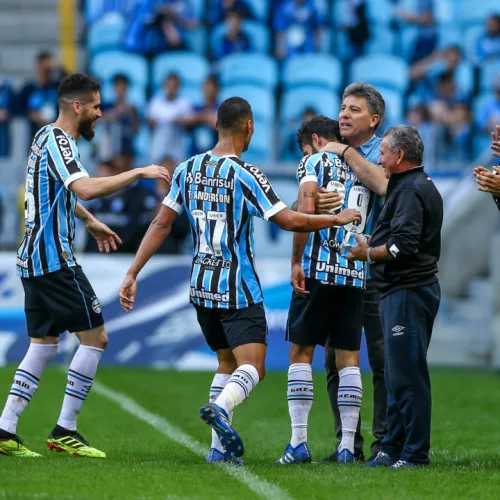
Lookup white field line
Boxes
[93,382,293,500]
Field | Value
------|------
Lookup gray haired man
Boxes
[347,126,443,468]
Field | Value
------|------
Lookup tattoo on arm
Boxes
[303,192,314,198]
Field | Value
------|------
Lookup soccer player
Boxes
[118,97,361,463]
[277,115,375,465]
[0,74,169,458]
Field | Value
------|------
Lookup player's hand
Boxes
[140,165,171,183]
[333,209,361,226]
[474,165,500,196]
[491,125,500,158]
[315,188,343,213]
[119,274,137,313]
[85,219,122,253]
[290,264,309,297]
[319,141,344,156]
[346,234,369,261]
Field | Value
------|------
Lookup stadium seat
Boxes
[100,82,147,109]
[458,0,498,27]
[218,53,278,89]
[433,0,459,24]
[365,24,396,55]
[190,0,206,20]
[220,85,275,122]
[282,54,342,91]
[280,87,339,122]
[211,20,271,58]
[455,61,474,96]
[350,54,409,92]
[151,52,209,92]
[133,125,151,163]
[90,51,148,89]
[184,28,208,55]
[365,0,394,25]
[377,87,404,128]
[397,25,419,61]
[437,25,463,50]
[242,120,273,163]
[87,13,125,54]
[480,60,500,93]
[463,25,485,63]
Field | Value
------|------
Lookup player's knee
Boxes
[289,343,314,364]
[78,325,108,349]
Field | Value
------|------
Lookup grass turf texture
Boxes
[1,367,500,499]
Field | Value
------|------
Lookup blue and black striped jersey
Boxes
[164,152,287,309]
[17,125,89,278]
[298,152,375,289]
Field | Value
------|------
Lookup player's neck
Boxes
[344,130,374,148]
[211,137,242,158]
[53,115,79,141]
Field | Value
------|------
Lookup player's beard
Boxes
[78,116,95,141]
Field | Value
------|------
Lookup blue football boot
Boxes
[206,447,244,465]
[337,448,356,464]
[275,443,312,464]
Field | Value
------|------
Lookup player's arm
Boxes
[70,165,170,201]
[75,202,123,253]
[271,207,360,232]
[119,205,178,312]
[290,181,317,296]
[320,142,388,196]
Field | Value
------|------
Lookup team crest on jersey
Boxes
[91,297,102,314]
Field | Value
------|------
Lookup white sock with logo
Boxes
[214,364,259,414]
[209,373,231,452]
[57,346,104,431]
[0,344,58,435]
[338,366,363,453]
[287,363,313,448]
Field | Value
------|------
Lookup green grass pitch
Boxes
[1,366,500,499]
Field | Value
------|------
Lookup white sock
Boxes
[209,373,231,452]
[0,344,58,434]
[57,345,104,431]
[214,364,259,414]
[287,363,313,448]
[338,366,362,453]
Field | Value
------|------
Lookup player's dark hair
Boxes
[297,115,340,146]
[57,73,101,107]
[217,97,252,132]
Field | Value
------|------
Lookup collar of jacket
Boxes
[387,166,424,194]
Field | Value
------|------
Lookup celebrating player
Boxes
[277,116,376,465]
[0,74,169,458]
[118,97,360,463]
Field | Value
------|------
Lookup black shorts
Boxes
[21,266,104,338]
[286,279,364,351]
[194,302,268,351]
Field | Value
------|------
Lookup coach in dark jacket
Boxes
[347,126,443,468]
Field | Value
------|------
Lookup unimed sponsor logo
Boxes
[190,287,229,302]
[316,261,364,280]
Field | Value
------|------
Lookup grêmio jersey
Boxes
[17,125,89,278]
[164,151,287,309]
[298,152,375,288]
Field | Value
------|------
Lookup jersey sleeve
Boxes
[162,165,185,213]
[239,164,287,221]
[46,127,89,189]
[297,155,319,186]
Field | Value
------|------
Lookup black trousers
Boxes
[325,279,387,456]
[380,283,441,465]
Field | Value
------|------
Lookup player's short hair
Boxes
[296,115,340,146]
[57,73,101,107]
[342,82,385,130]
[384,126,424,165]
[217,97,252,132]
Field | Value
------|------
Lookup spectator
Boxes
[477,79,500,133]
[85,0,137,24]
[18,52,66,140]
[0,60,13,157]
[99,74,140,160]
[176,75,219,156]
[273,0,323,60]
[475,14,500,65]
[147,73,192,163]
[210,0,255,25]
[447,103,473,163]
[395,0,436,63]
[341,0,370,58]
[124,0,198,57]
[219,11,252,58]
[406,104,445,169]
[84,158,159,253]
[155,156,191,254]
